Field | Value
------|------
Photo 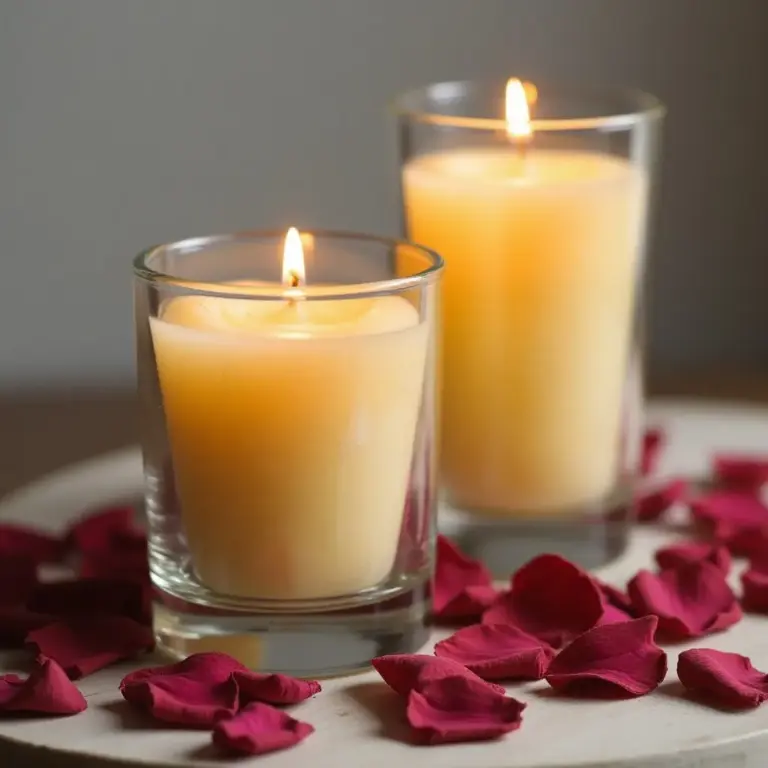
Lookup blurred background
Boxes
[2,0,768,492]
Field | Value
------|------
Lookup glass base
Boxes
[439,482,633,578]
[152,582,430,679]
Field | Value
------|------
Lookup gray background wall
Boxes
[2,0,767,387]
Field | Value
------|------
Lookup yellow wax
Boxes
[402,148,645,513]
[150,293,428,599]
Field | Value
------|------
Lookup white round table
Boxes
[1,399,768,767]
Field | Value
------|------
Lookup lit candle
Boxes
[150,229,429,599]
[402,80,646,513]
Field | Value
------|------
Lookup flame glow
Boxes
[282,227,306,288]
[505,78,532,140]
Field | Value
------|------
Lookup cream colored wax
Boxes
[403,148,645,513]
[150,292,427,600]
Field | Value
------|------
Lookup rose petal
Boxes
[212,702,314,756]
[690,492,768,554]
[678,648,768,709]
[545,617,667,698]
[596,603,635,625]
[594,579,634,614]
[655,542,731,574]
[232,670,321,706]
[0,524,63,564]
[433,535,497,621]
[483,554,604,647]
[372,654,505,696]
[0,608,58,648]
[713,455,768,492]
[120,652,246,727]
[641,428,664,476]
[406,676,525,745]
[434,623,554,681]
[628,561,742,641]
[66,506,137,554]
[0,657,86,715]
[636,479,688,523]
[27,616,154,679]
[0,557,39,606]
[740,566,768,613]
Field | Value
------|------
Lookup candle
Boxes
[402,80,646,513]
[150,229,429,600]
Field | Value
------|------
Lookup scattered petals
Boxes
[0,608,58,648]
[641,428,665,476]
[594,579,634,614]
[628,562,741,641]
[636,479,688,523]
[690,492,768,555]
[483,554,604,647]
[27,616,154,679]
[66,506,137,555]
[0,657,86,715]
[434,623,554,681]
[372,654,504,697]
[597,603,634,625]
[232,670,321,706]
[406,676,525,745]
[0,524,63,564]
[212,702,314,756]
[120,652,245,727]
[740,566,768,613]
[713,455,768,493]
[545,617,666,698]
[655,542,731,574]
[678,648,768,709]
[433,535,498,621]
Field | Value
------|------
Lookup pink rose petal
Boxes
[433,535,498,621]
[545,617,667,698]
[372,654,505,696]
[655,542,731,574]
[212,702,314,756]
[0,524,63,564]
[678,648,768,709]
[406,675,525,745]
[690,492,768,555]
[120,652,246,727]
[713,455,768,493]
[27,616,154,679]
[597,603,635,625]
[628,561,742,641]
[740,566,768,613]
[641,428,665,476]
[434,623,554,681]
[232,670,321,706]
[483,554,604,648]
[636,479,688,523]
[66,506,137,554]
[0,657,86,715]
[594,579,634,614]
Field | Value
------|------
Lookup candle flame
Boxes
[282,227,306,288]
[505,78,533,140]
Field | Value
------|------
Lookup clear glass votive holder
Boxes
[134,229,443,677]
[394,79,664,575]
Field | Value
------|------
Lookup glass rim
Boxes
[133,228,444,301]
[391,78,665,133]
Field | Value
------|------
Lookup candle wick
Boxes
[289,271,300,289]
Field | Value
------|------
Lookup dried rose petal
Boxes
[0,557,39,606]
[655,542,731,574]
[545,617,666,698]
[433,535,497,621]
[0,608,58,648]
[483,554,604,647]
[0,524,63,564]
[66,506,136,554]
[372,654,504,696]
[120,652,246,727]
[27,616,154,679]
[641,428,665,476]
[0,657,86,715]
[406,675,525,745]
[628,561,741,641]
[740,566,768,613]
[212,702,314,756]
[713,455,768,492]
[678,648,768,709]
[434,623,554,681]
[636,479,688,523]
[232,670,321,706]
[690,492,768,555]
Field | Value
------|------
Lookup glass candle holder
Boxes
[394,79,664,574]
[134,229,442,677]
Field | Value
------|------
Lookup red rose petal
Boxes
[545,616,667,698]
[232,670,321,706]
[66,506,136,554]
[0,557,39,606]
[597,603,635,625]
[594,579,634,614]
[0,524,63,564]
[641,428,665,476]
[678,648,768,709]
[0,608,58,648]
[0,657,86,715]
[27,616,154,679]
[406,675,525,745]
[433,535,497,621]
[434,623,554,681]
[212,702,314,756]
[483,554,604,648]
[636,478,688,523]
[740,566,768,613]
[690,492,768,554]
[120,652,246,727]
[372,654,505,696]
[655,542,731,574]
[713,454,768,492]
[628,561,742,641]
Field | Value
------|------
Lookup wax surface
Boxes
[403,148,645,512]
[151,293,428,599]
